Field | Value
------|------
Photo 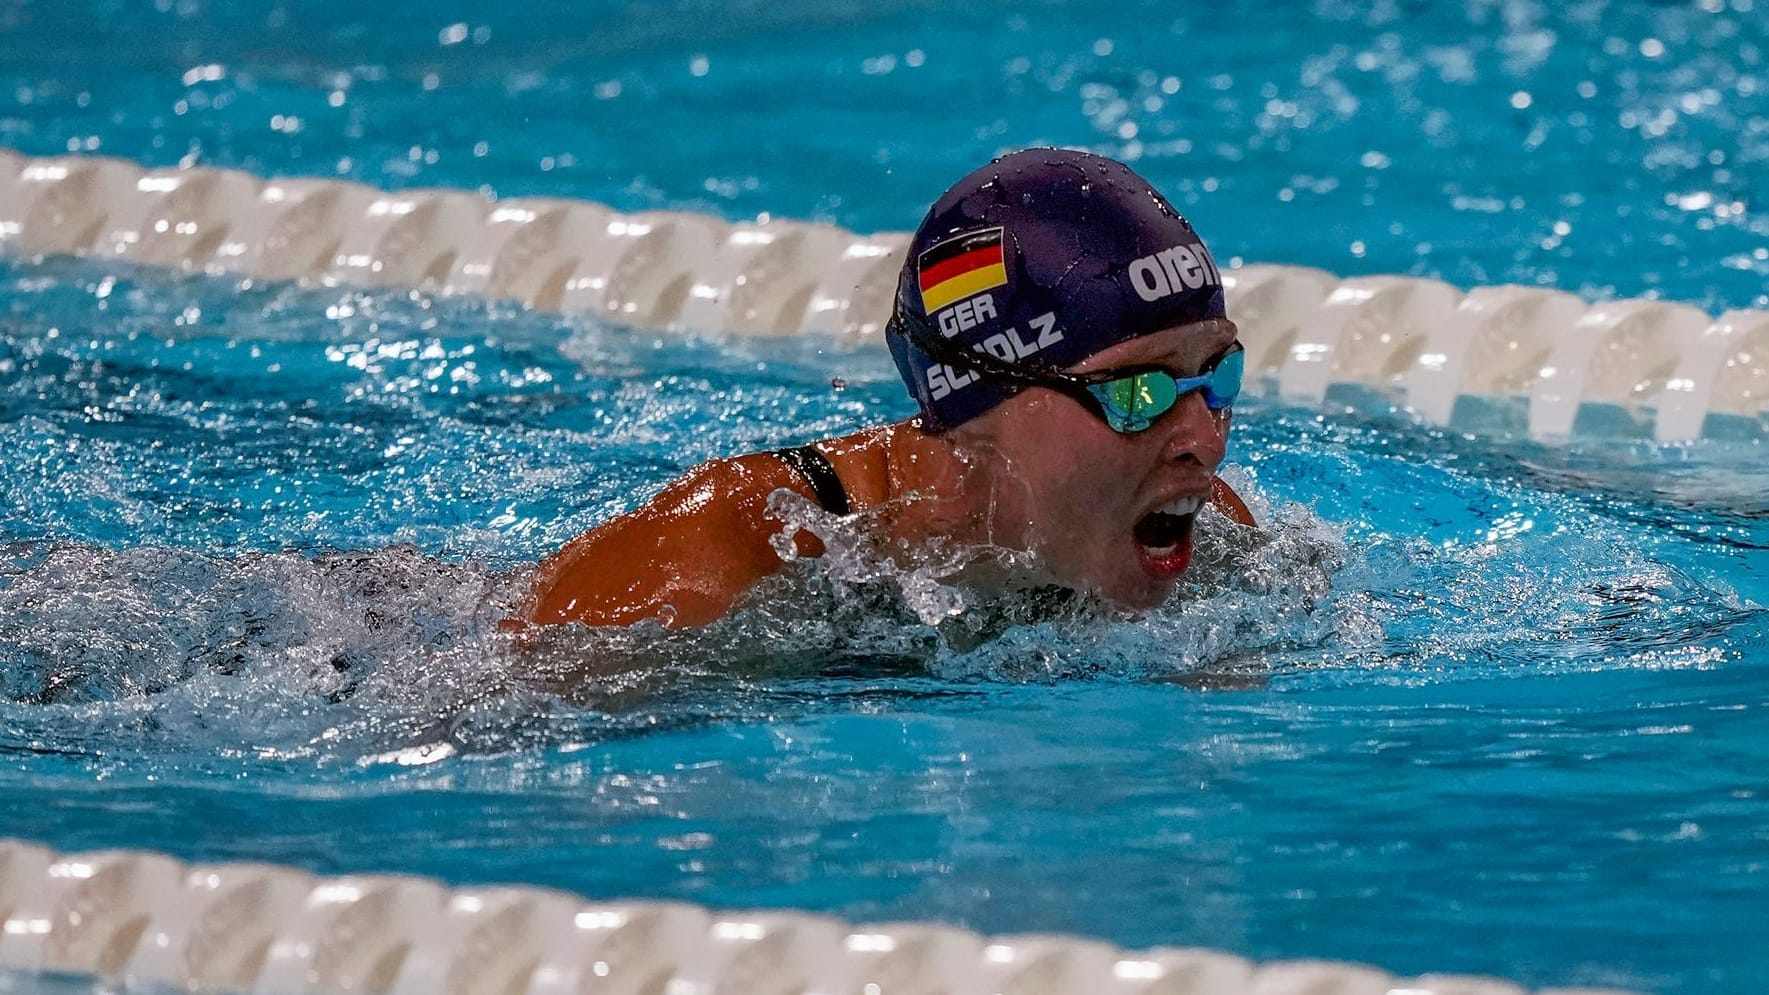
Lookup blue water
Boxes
[2,2,1768,994]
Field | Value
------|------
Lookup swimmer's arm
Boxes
[521,455,818,628]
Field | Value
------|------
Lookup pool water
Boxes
[2,2,1768,993]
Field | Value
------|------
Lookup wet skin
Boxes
[519,318,1248,629]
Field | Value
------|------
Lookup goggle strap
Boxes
[898,312,1242,431]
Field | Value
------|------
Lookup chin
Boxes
[1112,585,1176,612]
[1086,572,1178,612]
[1035,542,1183,611]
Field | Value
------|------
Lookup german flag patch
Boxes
[917,227,1007,314]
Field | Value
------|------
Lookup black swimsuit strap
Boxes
[772,445,851,515]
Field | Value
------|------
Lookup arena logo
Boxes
[1127,241,1222,303]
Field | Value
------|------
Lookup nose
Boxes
[1160,389,1230,468]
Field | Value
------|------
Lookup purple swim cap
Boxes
[886,148,1228,432]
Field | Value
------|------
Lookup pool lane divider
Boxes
[0,146,1765,443]
[0,838,1639,995]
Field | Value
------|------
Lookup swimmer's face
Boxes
[958,318,1238,609]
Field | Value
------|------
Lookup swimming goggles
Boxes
[898,313,1245,434]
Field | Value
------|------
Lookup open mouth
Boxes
[1132,494,1204,577]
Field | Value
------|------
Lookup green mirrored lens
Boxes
[1081,346,1243,433]
[1089,372,1178,432]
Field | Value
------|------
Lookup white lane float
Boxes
[0,839,1638,995]
[0,146,1762,441]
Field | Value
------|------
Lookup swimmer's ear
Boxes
[1210,476,1256,528]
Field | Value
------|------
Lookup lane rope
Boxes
[1,148,1762,442]
[0,839,1638,995]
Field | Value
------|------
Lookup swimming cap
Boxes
[886,148,1228,432]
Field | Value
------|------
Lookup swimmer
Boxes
[520,148,1255,628]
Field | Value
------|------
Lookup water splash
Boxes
[751,476,1358,683]
[0,470,1362,772]
[0,543,510,705]
[765,486,979,626]
[3,454,1752,777]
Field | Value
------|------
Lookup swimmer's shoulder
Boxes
[798,424,897,510]
[520,425,907,629]
[726,423,897,515]
[525,456,807,628]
